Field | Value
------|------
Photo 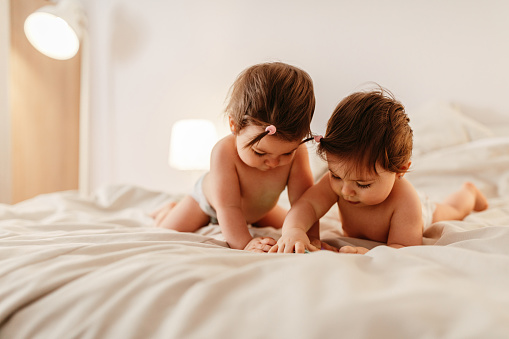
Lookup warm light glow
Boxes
[23,0,89,195]
[169,119,218,171]
[24,11,80,60]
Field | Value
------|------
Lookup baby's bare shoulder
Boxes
[210,135,237,162]
[212,135,234,153]
[390,178,421,211]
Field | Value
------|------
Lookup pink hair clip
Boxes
[314,135,323,143]
[265,125,276,135]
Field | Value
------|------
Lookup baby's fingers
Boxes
[319,242,339,252]
[340,246,369,254]
[259,243,273,253]
[283,242,296,253]
[249,237,275,252]
[246,243,271,253]
[260,237,276,246]
[307,243,321,252]
[294,242,306,253]
[339,246,356,253]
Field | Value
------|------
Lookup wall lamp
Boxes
[24,0,90,195]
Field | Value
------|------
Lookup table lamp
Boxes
[169,119,218,171]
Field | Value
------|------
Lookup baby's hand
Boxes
[269,229,319,253]
[339,245,369,254]
[244,237,276,253]
[309,238,339,253]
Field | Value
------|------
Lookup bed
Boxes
[1,103,509,339]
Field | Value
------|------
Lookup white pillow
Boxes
[409,101,493,156]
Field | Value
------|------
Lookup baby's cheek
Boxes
[329,182,342,196]
[238,153,257,168]
[281,157,293,167]
[360,192,386,205]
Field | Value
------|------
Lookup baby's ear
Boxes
[228,117,236,134]
[398,161,412,178]
[401,161,411,171]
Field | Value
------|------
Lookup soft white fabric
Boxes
[410,101,494,156]
[1,117,509,339]
[0,183,508,339]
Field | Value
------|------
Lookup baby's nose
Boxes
[265,157,280,168]
[341,183,355,196]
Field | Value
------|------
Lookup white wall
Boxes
[0,0,11,204]
[83,0,509,195]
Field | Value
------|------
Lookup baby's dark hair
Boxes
[225,62,315,147]
[317,87,413,175]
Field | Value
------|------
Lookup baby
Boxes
[270,88,488,254]
[152,62,330,252]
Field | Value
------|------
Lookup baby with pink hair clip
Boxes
[271,87,488,254]
[152,62,335,253]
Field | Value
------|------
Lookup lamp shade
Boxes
[169,119,218,171]
[24,0,85,60]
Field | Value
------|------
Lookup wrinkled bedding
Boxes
[1,108,509,338]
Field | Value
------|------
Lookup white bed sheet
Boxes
[1,118,509,338]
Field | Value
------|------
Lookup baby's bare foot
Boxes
[150,201,177,219]
[464,182,488,211]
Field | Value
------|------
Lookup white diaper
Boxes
[418,191,436,229]
[191,173,218,224]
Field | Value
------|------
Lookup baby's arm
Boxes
[286,145,321,245]
[386,181,424,249]
[341,181,423,254]
[207,140,257,250]
[270,174,338,253]
[215,205,256,249]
